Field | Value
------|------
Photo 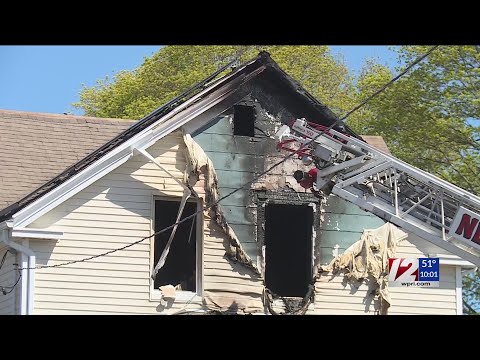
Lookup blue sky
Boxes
[0,46,397,116]
[330,45,398,73]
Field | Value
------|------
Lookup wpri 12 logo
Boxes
[388,258,440,287]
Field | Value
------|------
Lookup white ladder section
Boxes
[280,119,480,267]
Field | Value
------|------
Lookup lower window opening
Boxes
[154,199,197,292]
[264,203,313,297]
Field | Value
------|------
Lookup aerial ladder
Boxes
[275,118,480,267]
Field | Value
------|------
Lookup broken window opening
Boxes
[233,104,255,137]
[264,203,313,297]
[154,199,198,292]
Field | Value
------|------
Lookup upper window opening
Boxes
[233,104,255,137]
[154,199,198,292]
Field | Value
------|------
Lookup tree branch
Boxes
[463,299,478,314]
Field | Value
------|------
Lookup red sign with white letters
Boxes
[448,206,480,247]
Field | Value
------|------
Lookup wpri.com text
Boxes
[388,258,440,287]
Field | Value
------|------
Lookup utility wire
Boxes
[339,45,439,122]
[1,271,21,295]
[0,250,8,270]
[16,45,439,271]
[463,299,478,314]
[0,250,22,295]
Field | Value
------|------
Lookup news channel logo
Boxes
[388,258,440,287]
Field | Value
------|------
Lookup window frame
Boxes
[149,195,204,303]
[255,191,319,305]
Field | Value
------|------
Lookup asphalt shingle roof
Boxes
[361,135,392,154]
[0,109,136,210]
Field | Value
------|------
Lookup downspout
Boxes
[0,223,35,315]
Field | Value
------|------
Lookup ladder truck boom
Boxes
[275,118,480,267]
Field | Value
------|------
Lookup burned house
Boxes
[0,52,473,315]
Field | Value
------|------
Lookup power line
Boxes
[1,271,21,295]
[0,250,22,295]
[339,45,439,122]
[16,45,439,271]
[0,250,8,270]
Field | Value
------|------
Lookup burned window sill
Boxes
[270,297,316,313]
[150,289,201,304]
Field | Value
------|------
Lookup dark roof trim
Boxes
[257,53,359,137]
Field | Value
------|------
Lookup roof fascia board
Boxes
[11,228,64,240]
[430,253,476,269]
[13,146,134,228]
[136,69,263,152]
[181,89,248,135]
[440,258,475,268]
[12,67,262,229]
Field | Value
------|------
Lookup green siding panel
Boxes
[203,152,261,172]
[221,205,254,225]
[194,119,257,261]
[324,196,374,215]
[215,170,256,189]
[201,117,233,135]
[321,213,385,232]
[238,242,258,261]
[229,224,256,243]
[217,189,250,207]
[319,197,385,264]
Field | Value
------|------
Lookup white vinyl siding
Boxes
[27,131,205,314]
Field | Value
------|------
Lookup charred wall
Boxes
[192,80,325,268]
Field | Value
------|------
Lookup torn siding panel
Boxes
[319,223,408,314]
[202,216,264,313]
[183,132,264,313]
[182,133,258,271]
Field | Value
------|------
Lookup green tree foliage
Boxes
[464,272,480,314]
[74,45,480,313]
[73,46,358,120]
